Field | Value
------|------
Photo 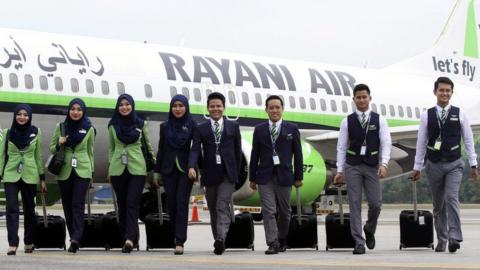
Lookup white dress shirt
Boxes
[413,104,477,171]
[336,109,392,173]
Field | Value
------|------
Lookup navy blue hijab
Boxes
[64,98,92,149]
[108,94,144,145]
[165,95,195,150]
[10,104,38,150]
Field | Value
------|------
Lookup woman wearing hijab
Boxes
[49,98,95,253]
[0,104,46,255]
[108,94,155,253]
[153,95,196,255]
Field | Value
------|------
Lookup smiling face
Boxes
[69,103,84,121]
[434,82,453,107]
[266,98,284,122]
[208,99,224,121]
[353,90,372,112]
[118,98,133,116]
[16,109,30,125]
[171,101,186,119]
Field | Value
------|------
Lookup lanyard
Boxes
[435,109,448,140]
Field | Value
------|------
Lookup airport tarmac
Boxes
[1,206,480,270]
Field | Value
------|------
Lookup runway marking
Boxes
[20,252,480,269]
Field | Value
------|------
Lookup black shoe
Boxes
[7,247,17,256]
[265,241,280,255]
[213,240,225,255]
[122,241,134,253]
[352,245,366,255]
[68,241,79,254]
[435,242,446,252]
[24,244,34,254]
[448,239,460,253]
[364,226,375,250]
[278,238,287,252]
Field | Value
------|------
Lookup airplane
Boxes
[1,0,479,209]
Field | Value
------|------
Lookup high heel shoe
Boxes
[24,244,34,254]
[68,240,79,253]
[7,246,17,256]
[122,240,133,253]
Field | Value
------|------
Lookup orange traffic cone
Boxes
[190,198,200,223]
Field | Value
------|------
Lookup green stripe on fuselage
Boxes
[0,90,418,128]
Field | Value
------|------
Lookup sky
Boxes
[1,0,457,68]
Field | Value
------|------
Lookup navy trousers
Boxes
[58,170,90,242]
[4,179,37,246]
[163,168,193,245]
[111,169,145,243]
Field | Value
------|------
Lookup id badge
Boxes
[121,153,128,165]
[216,154,222,165]
[71,157,78,168]
[273,153,280,165]
[360,145,367,156]
[434,139,442,150]
[419,215,425,225]
[17,162,23,174]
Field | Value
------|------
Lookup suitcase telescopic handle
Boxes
[86,182,92,225]
[156,187,164,225]
[295,187,302,225]
[337,186,344,225]
[110,184,119,223]
[40,192,48,228]
[413,179,418,222]
[230,196,236,224]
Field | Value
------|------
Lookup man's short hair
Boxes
[207,92,226,107]
[265,95,284,107]
[353,84,370,96]
[434,77,454,90]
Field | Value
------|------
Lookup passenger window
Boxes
[228,91,236,104]
[415,107,421,118]
[299,97,306,109]
[242,92,249,105]
[398,106,404,117]
[309,98,316,110]
[351,101,356,112]
[9,73,18,88]
[255,93,262,106]
[54,77,63,91]
[289,96,296,109]
[24,74,33,89]
[170,86,177,98]
[71,78,79,93]
[206,89,213,96]
[320,99,327,111]
[406,106,412,118]
[181,87,189,99]
[0,73,3,87]
[380,104,386,116]
[102,81,110,95]
[194,88,201,102]
[371,103,378,113]
[341,100,348,113]
[389,105,395,116]
[330,100,337,112]
[145,84,153,98]
[117,82,125,95]
[86,79,94,94]
[40,76,48,90]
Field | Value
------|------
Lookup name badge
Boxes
[273,153,280,165]
[419,216,425,225]
[360,145,367,156]
[216,154,222,165]
[434,139,442,150]
[450,118,459,121]
[17,162,23,174]
[121,153,128,165]
[71,157,78,168]
[368,125,377,131]
[79,129,87,134]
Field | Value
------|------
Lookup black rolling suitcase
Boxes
[286,187,318,250]
[325,186,355,250]
[399,180,434,250]
[225,212,255,250]
[102,187,124,250]
[145,188,175,250]
[80,185,106,249]
[140,187,168,222]
[34,193,66,250]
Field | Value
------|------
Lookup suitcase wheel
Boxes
[251,246,254,251]
[326,245,330,251]
[146,247,150,251]
[315,245,318,251]
[429,243,434,250]
[399,244,405,250]
[64,245,66,251]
